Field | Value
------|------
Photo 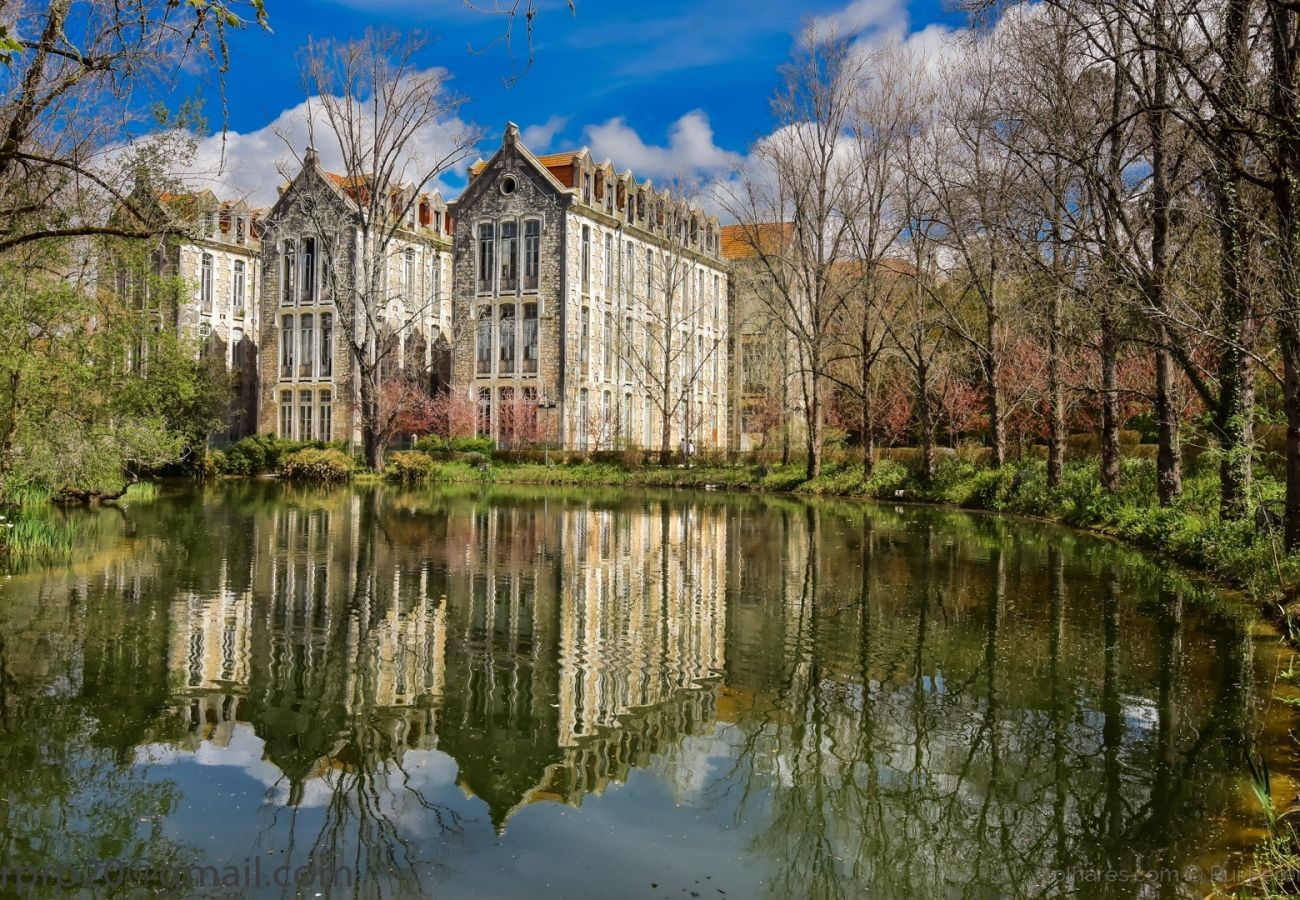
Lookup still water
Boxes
[0,482,1294,899]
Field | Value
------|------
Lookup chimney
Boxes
[304,145,319,167]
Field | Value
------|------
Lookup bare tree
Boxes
[617,183,725,463]
[288,29,478,470]
[0,0,270,253]
[722,27,867,478]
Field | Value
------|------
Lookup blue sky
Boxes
[180,0,966,204]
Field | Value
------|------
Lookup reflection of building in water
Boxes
[167,496,448,775]
[437,499,727,829]
[158,492,728,828]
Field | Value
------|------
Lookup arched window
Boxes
[523,220,541,291]
[476,305,493,375]
[499,304,516,374]
[499,221,518,292]
[477,223,495,293]
[200,253,213,313]
[522,303,539,374]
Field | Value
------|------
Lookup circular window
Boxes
[500,174,517,195]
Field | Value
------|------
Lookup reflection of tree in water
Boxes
[711,503,1265,900]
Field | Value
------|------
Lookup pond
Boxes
[0,482,1294,898]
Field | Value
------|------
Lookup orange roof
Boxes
[720,223,791,260]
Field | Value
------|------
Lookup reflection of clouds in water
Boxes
[135,726,462,810]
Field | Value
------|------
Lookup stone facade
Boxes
[255,152,454,444]
[451,124,729,453]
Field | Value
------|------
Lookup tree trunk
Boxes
[1100,310,1122,493]
[1214,0,1255,521]
[1150,1,1182,506]
[805,372,823,479]
[985,277,1004,469]
[917,358,936,482]
[1047,285,1065,487]
[359,369,383,471]
[1285,326,1300,552]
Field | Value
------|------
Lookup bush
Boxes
[201,450,225,481]
[385,450,433,483]
[280,447,354,482]
[224,434,298,476]
[413,434,449,455]
[449,435,494,456]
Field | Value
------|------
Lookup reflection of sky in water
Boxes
[131,722,772,898]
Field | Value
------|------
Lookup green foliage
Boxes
[279,448,354,483]
[450,436,494,456]
[412,435,449,455]
[222,435,300,476]
[385,451,433,483]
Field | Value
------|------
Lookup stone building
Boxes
[255,149,454,443]
[450,124,730,452]
[109,187,264,438]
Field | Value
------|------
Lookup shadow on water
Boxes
[0,481,1290,898]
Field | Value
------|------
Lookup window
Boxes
[200,253,213,314]
[500,220,518,292]
[301,237,315,303]
[603,311,613,379]
[577,389,588,449]
[604,233,614,296]
[202,211,215,238]
[523,303,539,374]
[279,390,293,438]
[233,259,246,316]
[282,240,296,305]
[713,274,721,325]
[579,306,589,368]
[645,249,654,299]
[476,305,493,375]
[318,390,332,442]
[625,392,633,441]
[623,316,632,382]
[601,391,611,448]
[431,261,442,315]
[319,313,333,378]
[403,247,416,297]
[499,304,516,374]
[646,324,655,376]
[299,314,314,379]
[280,315,294,379]
[624,243,634,298]
[499,386,515,446]
[477,387,492,438]
[299,390,314,441]
[523,220,540,291]
[477,223,495,293]
[583,172,592,204]
[235,216,246,245]
[696,336,704,392]
[643,402,652,447]
[581,225,591,293]
[231,327,244,370]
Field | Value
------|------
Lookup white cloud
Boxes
[521,115,569,153]
[160,89,474,208]
[808,0,908,44]
[582,111,742,183]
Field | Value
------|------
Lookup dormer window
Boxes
[583,172,592,204]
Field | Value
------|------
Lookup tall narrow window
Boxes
[301,237,315,303]
[523,220,540,291]
[623,316,632,382]
[499,304,516,374]
[318,390,332,442]
[233,259,246,316]
[282,240,296,305]
[231,327,244,371]
[581,225,591,293]
[476,305,493,375]
[645,249,654,299]
[200,253,213,314]
[499,386,515,447]
[603,311,613,379]
[477,387,492,437]
[624,393,633,441]
[403,247,416,297]
[522,303,539,374]
[280,390,293,438]
[431,262,442,316]
[280,315,294,379]
[579,306,590,367]
[299,390,313,441]
[319,313,333,378]
[601,391,611,448]
[477,223,495,293]
[299,314,314,379]
[235,216,246,245]
[713,274,721,324]
[577,389,588,449]
[624,243,634,298]
[604,233,614,296]
[499,221,518,292]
